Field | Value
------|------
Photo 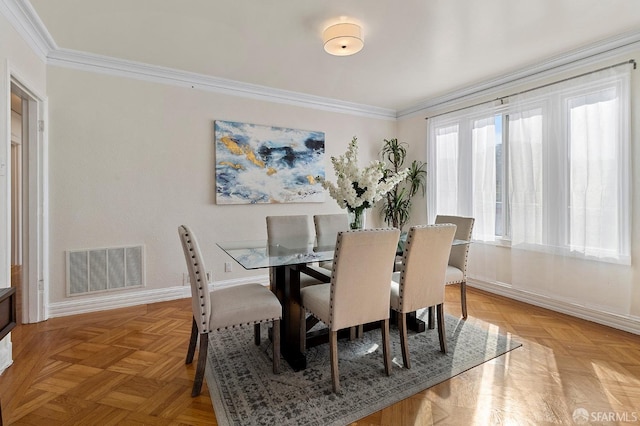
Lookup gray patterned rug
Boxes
[205,310,521,426]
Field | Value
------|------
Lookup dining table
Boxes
[217,233,468,371]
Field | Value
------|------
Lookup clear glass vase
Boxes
[348,207,366,230]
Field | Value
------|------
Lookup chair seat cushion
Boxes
[210,283,281,330]
[300,265,331,284]
[445,265,464,284]
[300,283,331,325]
[318,261,333,270]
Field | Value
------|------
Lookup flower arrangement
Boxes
[318,137,408,229]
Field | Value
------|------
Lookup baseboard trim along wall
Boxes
[469,278,640,336]
[47,274,270,318]
[47,274,640,336]
[0,338,13,375]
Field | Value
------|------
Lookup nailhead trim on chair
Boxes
[215,317,281,331]
[397,224,454,308]
[442,218,474,285]
[180,225,283,397]
[182,229,211,333]
[328,228,397,327]
[327,231,342,327]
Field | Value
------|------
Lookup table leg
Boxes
[273,265,307,371]
[406,311,426,333]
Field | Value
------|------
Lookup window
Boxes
[427,66,631,264]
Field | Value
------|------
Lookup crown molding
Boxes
[47,48,397,120]
[397,30,640,119]
[401,31,640,118]
[1,1,396,120]
[0,0,56,61]
[3,0,640,121]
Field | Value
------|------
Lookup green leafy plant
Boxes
[380,138,427,231]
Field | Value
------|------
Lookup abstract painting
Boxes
[214,120,325,204]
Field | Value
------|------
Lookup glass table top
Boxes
[217,239,335,270]
[218,235,469,271]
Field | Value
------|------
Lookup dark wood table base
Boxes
[272,264,434,371]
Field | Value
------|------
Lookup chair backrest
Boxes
[266,215,314,245]
[178,225,212,333]
[330,228,400,330]
[398,224,457,313]
[313,214,349,247]
[435,215,474,273]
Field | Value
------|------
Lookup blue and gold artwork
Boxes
[215,120,325,204]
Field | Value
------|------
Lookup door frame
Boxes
[7,66,48,324]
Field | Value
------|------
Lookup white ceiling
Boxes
[26,0,640,112]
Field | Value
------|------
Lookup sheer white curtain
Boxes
[568,88,624,258]
[508,106,544,246]
[506,67,630,263]
[471,117,496,241]
[432,123,459,216]
[427,64,631,263]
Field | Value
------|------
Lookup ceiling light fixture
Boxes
[323,22,364,56]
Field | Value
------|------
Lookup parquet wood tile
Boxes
[1,280,639,425]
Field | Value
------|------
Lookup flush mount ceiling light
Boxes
[323,22,364,56]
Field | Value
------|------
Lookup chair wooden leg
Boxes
[272,319,280,374]
[381,319,392,376]
[437,304,447,353]
[330,330,340,393]
[192,333,209,397]
[349,326,356,340]
[254,323,261,346]
[461,281,468,319]
[398,312,410,369]
[427,306,435,329]
[186,317,198,364]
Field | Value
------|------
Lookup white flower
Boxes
[318,137,409,212]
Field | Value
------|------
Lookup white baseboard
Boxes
[468,278,640,335]
[0,338,13,375]
[47,275,270,318]
[46,275,640,336]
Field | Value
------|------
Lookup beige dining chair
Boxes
[179,225,282,397]
[313,213,349,271]
[266,215,329,287]
[434,215,475,319]
[299,228,400,393]
[390,224,456,369]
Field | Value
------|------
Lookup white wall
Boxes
[5,2,639,338]
[397,51,640,332]
[46,65,397,305]
[0,11,47,372]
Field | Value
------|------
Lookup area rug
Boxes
[205,311,521,426]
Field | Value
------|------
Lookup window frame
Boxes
[427,68,631,264]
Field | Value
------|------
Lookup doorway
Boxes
[9,89,23,324]
[9,77,47,324]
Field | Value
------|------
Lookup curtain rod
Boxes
[425,59,636,120]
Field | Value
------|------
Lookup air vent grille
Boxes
[66,245,145,296]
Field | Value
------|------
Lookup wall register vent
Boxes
[66,245,145,296]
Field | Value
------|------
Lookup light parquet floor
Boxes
[1,285,639,425]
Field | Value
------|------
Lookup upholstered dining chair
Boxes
[266,215,328,287]
[299,228,400,393]
[390,224,457,369]
[178,225,282,397]
[434,215,475,319]
[313,213,349,271]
